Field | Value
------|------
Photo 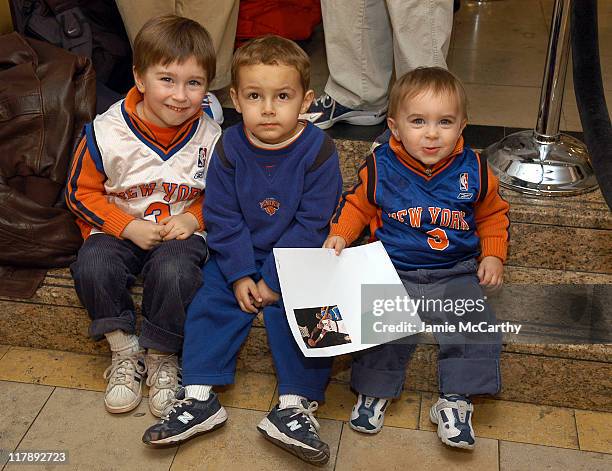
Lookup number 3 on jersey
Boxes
[144,202,170,223]
[426,228,449,251]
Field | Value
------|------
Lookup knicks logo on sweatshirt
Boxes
[260,198,280,216]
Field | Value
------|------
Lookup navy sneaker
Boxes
[349,394,389,434]
[301,94,387,130]
[202,92,224,125]
[142,389,227,446]
[257,400,330,466]
[429,394,475,449]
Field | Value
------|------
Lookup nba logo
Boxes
[460,173,469,191]
[198,147,207,168]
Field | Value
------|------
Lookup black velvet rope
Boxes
[571,0,612,208]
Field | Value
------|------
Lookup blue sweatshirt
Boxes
[204,122,343,292]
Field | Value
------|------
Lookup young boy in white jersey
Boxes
[66,15,221,417]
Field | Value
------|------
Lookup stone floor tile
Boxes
[562,88,612,132]
[419,394,579,449]
[384,391,421,430]
[268,384,278,410]
[575,410,612,454]
[463,83,542,129]
[315,382,356,421]
[0,381,54,468]
[452,12,548,54]
[0,346,108,392]
[0,344,9,360]
[455,0,548,31]
[171,406,342,470]
[449,47,546,88]
[335,425,499,471]
[215,371,277,411]
[500,440,612,471]
[268,377,423,434]
[4,387,176,471]
[315,383,420,430]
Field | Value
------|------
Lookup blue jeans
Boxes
[71,233,208,352]
[351,259,502,398]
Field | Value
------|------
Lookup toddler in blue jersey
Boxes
[325,67,510,449]
[143,35,343,465]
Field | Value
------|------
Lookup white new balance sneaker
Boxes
[142,389,228,446]
[257,400,330,465]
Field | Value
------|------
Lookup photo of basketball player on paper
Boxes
[295,305,352,349]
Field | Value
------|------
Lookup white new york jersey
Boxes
[85,99,221,237]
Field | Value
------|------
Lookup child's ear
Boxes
[300,89,315,114]
[387,116,400,141]
[229,87,242,113]
[460,117,468,134]
[133,66,145,94]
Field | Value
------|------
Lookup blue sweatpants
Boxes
[351,259,502,398]
[182,255,333,401]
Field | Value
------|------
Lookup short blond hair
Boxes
[388,67,468,119]
[231,35,310,92]
[133,15,216,86]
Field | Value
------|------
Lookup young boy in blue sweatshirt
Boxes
[143,36,343,465]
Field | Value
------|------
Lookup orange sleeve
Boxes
[65,137,135,239]
[329,157,379,245]
[184,193,205,231]
[474,167,510,262]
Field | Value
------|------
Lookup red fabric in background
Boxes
[236,0,322,46]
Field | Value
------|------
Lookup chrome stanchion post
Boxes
[483,0,598,196]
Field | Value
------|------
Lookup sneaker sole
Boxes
[429,406,475,450]
[148,399,167,418]
[149,403,163,418]
[144,407,228,446]
[348,419,383,434]
[314,113,387,130]
[148,392,178,418]
[105,394,142,414]
[257,417,330,466]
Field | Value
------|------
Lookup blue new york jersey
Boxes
[331,136,510,271]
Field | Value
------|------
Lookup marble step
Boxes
[1,138,609,413]
[1,266,610,413]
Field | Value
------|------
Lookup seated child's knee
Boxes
[146,257,196,290]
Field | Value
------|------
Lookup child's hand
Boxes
[477,256,504,289]
[323,235,347,256]
[159,213,199,241]
[256,278,280,307]
[233,276,263,314]
[121,219,163,250]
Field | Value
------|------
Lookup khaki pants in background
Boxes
[116,0,239,90]
[322,0,454,111]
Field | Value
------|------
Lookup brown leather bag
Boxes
[0,32,95,296]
